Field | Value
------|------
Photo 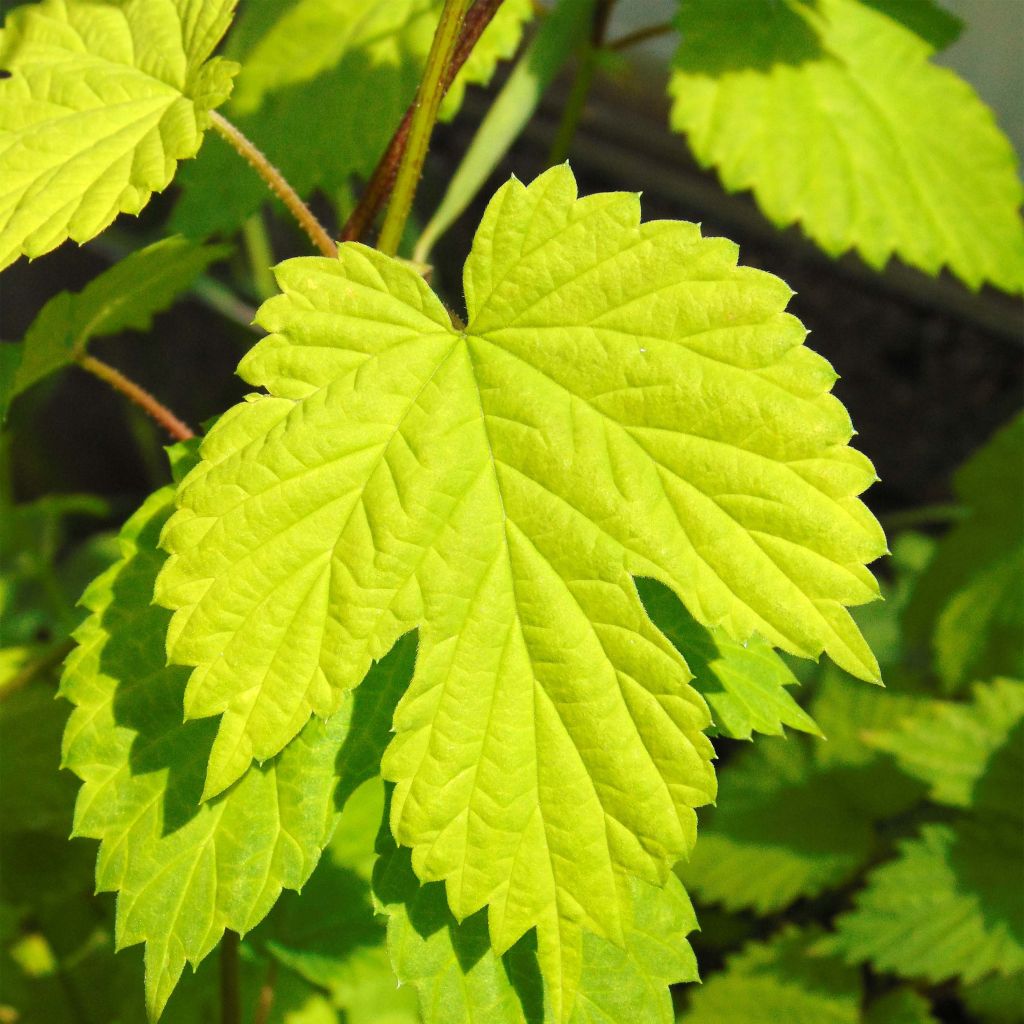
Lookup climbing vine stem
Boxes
[377,0,474,255]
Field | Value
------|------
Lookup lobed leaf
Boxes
[638,576,820,739]
[830,821,1024,983]
[866,678,1024,814]
[677,737,875,914]
[1,236,228,419]
[679,927,861,1023]
[0,0,238,270]
[59,485,410,1017]
[157,164,883,1018]
[669,0,1024,293]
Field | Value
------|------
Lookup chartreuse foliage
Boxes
[0,236,227,420]
[669,0,1024,293]
[173,0,533,237]
[0,0,239,270]
[156,163,884,1019]
[58,480,419,1018]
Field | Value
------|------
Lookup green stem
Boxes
[211,112,337,259]
[377,0,473,256]
[242,213,277,300]
[220,931,241,1024]
[547,0,614,164]
[342,0,506,245]
[77,354,195,442]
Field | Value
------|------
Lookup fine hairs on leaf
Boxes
[156,163,883,1019]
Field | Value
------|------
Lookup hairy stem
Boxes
[377,0,474,255]
[77,355,195,442]
[608,19,675,51]
[342,0,507,244]
[220,931,241,1024]
[211,112,337,259]
[548,0,614,164]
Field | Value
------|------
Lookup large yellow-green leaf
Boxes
[0,0,238,270]
[59,485,411,1018]
[157,164,883,1018]
[669,0,1024,293]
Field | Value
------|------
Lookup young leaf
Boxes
[668,0,1024,293]
[637,576,820,740]
[830,821,1024,983]
[1,237,229,420]
[679,927,861,1023]
[59,486,408,1018]
[157,164,883,1017]
[904,413,1024,689]
[677,738,875,914]
[373,792,699,1024]
[866,678,1024,813]
[0,0,239,270]
[171,0,533,238]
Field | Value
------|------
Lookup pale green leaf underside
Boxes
[59,486,390,1019]
[637,576,820,740]
[669,0,1024,293]
[831,821,1024,983]
[867,678,1024,813]
[677,738,874,914]
[158,164,882,1017]
[0,0,238,270]
[1,236,227,419]
[171,0,532,237]
[376,821,698,1024]
[680,927,861,1024]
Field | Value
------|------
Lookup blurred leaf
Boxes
[863,988,938,1024]
[961,971,1024,1023]
[867,678,1024,813]
[1,237,229,420]
[172,0,532,238]
[858,0,963,50]
[904,413,1024,689]
[830,820,1024,983]
[677,737,875,914]
[679,926,861,1023]
[639,577,820,740]
[668,0,1024,293]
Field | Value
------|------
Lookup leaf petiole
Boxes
[211,112,337,259]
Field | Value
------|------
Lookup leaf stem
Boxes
[242,213,278,300]
[608,19,676,51]
[211,112,337,259]
[377,0,474,255]
[220,931,241,1024]
[342,0,507,244]
[77,354,195,442]
[547,0,614,165]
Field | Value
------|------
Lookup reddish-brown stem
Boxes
[608,20,675,51]
[341,0,506,244]
[77,354,195,442]
[210,111,338,259]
